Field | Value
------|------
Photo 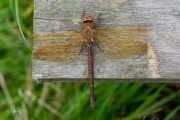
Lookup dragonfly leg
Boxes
[79,42,86,54]
[97,13,101,23]
[94,13,101,29]
[94,13,101,24]
[81,9,85,20]
[94,41,103,51]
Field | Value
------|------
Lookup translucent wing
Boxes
[33,31,83,62]
[96,26,148,40]
[96,27,148,59]
[33,27,148,62]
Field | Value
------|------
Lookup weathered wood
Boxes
[32,0,180,82]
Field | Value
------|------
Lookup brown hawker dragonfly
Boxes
[33,12,148,110]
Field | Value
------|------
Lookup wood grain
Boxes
[33,0,180,82]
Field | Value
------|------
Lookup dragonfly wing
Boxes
[97,38,147,59]
[33,34,84,62]
[96,27,148,59]
[96,26,149,40]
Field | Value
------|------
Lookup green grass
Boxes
[0,0,180,120]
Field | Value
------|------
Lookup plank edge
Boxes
[33,78,180,83]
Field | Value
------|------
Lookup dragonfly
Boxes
[33,11,148,110]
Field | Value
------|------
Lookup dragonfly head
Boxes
[82,15,94,23]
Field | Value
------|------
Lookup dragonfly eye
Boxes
[82,20,94,23]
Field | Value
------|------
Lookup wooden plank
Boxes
[32,0,180,82]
